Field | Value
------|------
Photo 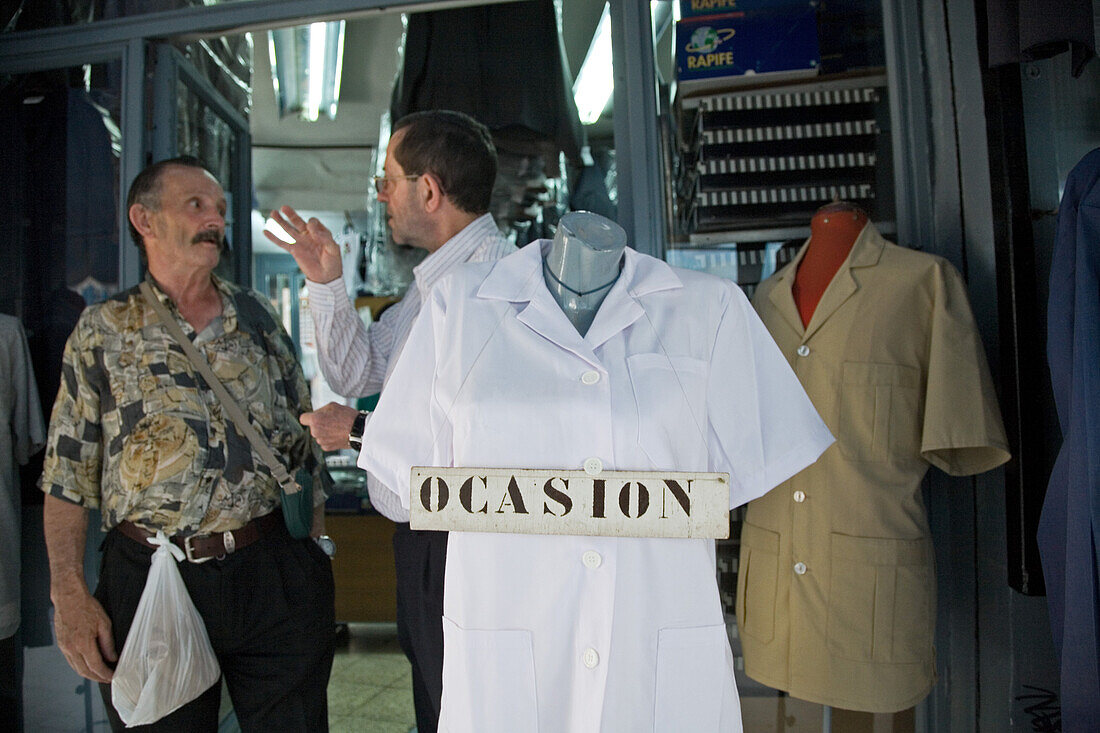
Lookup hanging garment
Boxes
[65,89,117,289]
[390,0,584,175]
[0,315,45,640]
[1039,147,1100,729]
[742,222,1010,712]
[360,240,833,732]
[987,0,1095,77]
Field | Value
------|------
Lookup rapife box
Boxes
[679,0,817,20]
[676,7,820,88]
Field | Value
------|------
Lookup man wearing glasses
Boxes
[267,109,511,733]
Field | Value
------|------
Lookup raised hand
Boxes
[264,205,344,284]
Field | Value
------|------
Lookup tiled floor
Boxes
[327,623,417,733]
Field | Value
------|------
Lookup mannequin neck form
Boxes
[793,207,869,327]
[543,212,627,336]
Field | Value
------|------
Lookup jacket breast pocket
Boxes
[627,353,709,469]
[838,362,921,463]
[653,624,730,731]
[736,522,781,643]
[439,617,538,732]
[826,533,934,664]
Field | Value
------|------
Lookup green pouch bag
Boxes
[281,468,314,539]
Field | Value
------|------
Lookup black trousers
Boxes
[94,518,335,732]
[0,631,22,733]
[393,523,447,733]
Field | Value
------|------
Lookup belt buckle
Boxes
[183,534,214,564]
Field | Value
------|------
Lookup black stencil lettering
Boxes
[496,475,529,514]
[460,475,489,514]
[662,480,692,517]
[592,479,606,518]
[619,481,650,518]
[420,476,449,512]
[543,477,573,516]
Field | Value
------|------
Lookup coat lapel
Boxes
[768,246,807,338]
[802,222,886,341]
[478,241,599,364]
[477,243,682,363]
[584,249,681,351]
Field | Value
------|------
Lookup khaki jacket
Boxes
[738,223,1010,712]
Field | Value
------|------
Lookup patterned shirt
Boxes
[41,274,329,536]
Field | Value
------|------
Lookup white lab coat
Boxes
[361,241,833,732]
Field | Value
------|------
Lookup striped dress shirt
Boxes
[308,213,513,520]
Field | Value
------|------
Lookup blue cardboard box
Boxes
[676,7,820,90]
[679,0,817,20]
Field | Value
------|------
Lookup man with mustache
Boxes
[40,157,335,731]
[268,110,511,733]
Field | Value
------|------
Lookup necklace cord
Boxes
[542,261,618,297]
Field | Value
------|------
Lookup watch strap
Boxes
[348,410,369,450]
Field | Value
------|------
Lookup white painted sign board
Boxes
[409,467,731,539]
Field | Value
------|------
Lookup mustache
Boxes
[192,229,226,250]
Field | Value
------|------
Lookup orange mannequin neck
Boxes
[792,210,868,327]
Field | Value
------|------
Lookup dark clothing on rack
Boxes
[987,0,1095,76]
[65,89,118,288]
[1040,146,1100,729]
[390,0,583,176]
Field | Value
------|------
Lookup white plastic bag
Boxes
[111,531,221,727]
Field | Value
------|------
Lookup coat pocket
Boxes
[837,362,921,463]
[826,533,934,664]
[736,522,781,643]
[439,617,538,732]
[626,353,709,469]
[653,624,730,731]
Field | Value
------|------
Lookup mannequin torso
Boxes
[543,211,627,336]
[792,203,868,327]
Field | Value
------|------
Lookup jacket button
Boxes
[582,551,602,569]
[583,648,600,668]
[793,490,806,503]
[581,370,600,385]
[794,561,807,575]
[796,344,810,357]
[583,457,603,475]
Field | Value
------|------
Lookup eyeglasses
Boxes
[372,174,420,195]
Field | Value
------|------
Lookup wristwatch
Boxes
[348,410,369,450]
[314,535,336,558]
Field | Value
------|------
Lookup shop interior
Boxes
[1,0,1098,731]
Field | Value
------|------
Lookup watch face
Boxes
[315,535,336,558]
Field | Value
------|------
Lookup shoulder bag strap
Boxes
[138,281,301,494]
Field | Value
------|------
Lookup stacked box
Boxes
[675,5,820,90]
[678,0,818,20]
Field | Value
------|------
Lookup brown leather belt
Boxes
[115,511,283,562]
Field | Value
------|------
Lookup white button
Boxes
[582,551,602,569]
[581,370,600,385]
[583,457,603,475]
[793,490,806,503]
[794,562,807,575]
[796,344,811,357]
[583,648,600,668]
